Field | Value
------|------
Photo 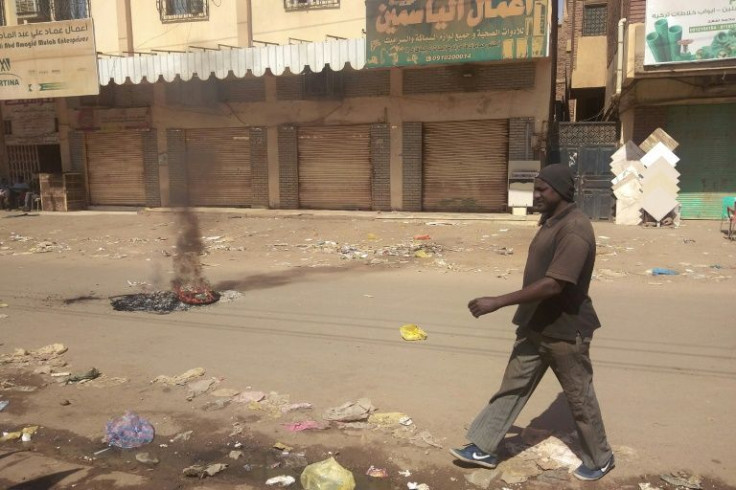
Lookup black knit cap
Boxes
[537,164,575,202]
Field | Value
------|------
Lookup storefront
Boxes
[297,125,372,210]
[422,119,509,212]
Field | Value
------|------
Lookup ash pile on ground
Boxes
[109,291,189,314]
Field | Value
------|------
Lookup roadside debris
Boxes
[366,466,389,478]
[650,267,678,276]
[323,398,375,422]
[0,426,38,442]
[283,420,328,432]
[400,324,428,341]
[135,452,159,465]
[104,412,155,449]
[65,367,100,384]
[183,463,228,478]
[152,367,206,386]
[266,475,296,486]
[0,400,8,411]
[660,472,702,489]
[301,457,356,490]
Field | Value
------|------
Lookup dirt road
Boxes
[0,209,734,489]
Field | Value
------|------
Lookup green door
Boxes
[666,104,736,219]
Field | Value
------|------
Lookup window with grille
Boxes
[14,0,89,22]
[582,4,607,36]
[284,0,339,11]
[159,0,208,23]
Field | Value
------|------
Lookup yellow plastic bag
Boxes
[400,324,428,341]
[300,457,356,490]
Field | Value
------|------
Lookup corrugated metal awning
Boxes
[98,38,367,86]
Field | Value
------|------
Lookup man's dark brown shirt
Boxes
[512,203,601,340]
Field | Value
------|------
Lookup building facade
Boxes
[1,0,553,213]
[559,0,736,219]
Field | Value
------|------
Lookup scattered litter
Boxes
[408,483,430,490]
[660,473,702,489]
[60,399,71,406]
[211,388,239,398]
[104,412,155,449]
[0,303,7,308]
[425,221,453,226]
[229,450,243,460]
[186,378,218,400]
[65,367,100,384]
[51,372,71,377]
[1,426,38,442]
[0,400,8,412]
[301,457,356,490]
[202,398,231,411]
[368,412,410,427]
[219,290,244,302]
[400,324,428,341]
[408,430,443,449]
[93,447,112,455]
[281,402,313,413]
[414,234,431,240]
[233,391,266,403]
[152,368,206,385]
[323,398,375,422]
[183,463,228,478]
[398,470,412,477]
[273,442,293,452]
[170,430,193,443]
[366,466,389,478]
[266,475,296,486]
[135,452,159,465]
[651,267,678,276]
[399,416,413,426]
[414,249,431,258]
[639,484,661,490]
[283,420,328,432]
[495,247,514,255]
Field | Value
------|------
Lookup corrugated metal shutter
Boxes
[297,125,372,210]
[665,104,736,219]
[86,132,146,206]
[422,120,509,212]
[185,128,251,207]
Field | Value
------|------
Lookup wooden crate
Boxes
[39,173,88,212]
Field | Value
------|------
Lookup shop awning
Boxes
[97,38,367,86]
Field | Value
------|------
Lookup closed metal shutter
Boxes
[422,120,509,212]
[185,128,251,207]
[297,125,372,210]
[86,132,146,206]
[665,104,736,219]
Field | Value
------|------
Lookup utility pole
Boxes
[547,0,560,165]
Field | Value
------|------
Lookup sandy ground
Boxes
[0,208,734,490]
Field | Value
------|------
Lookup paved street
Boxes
[0,210,734,489]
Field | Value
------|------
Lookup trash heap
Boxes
[611,128,681,226]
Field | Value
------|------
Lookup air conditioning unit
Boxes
[15,0,41,17]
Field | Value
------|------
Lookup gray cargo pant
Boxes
[466,329,612,469]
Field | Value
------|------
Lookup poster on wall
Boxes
[365,0,549,68]
[0,18,99,100]
[645,0,736,65]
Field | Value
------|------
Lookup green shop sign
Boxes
[365,0,549,68]
[645,0,736,65]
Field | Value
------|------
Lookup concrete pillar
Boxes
[389,67,403,210]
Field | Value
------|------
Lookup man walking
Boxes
[450,164,614,481]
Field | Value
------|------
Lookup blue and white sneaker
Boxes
[449,443,498,469]
[573,455,615,481]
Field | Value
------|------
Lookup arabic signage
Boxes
[2,99,58,145]
[645,0,736,65]
[366,0,549,68]
[0,18,99,100]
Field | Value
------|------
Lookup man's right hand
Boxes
[468,297,503,318]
